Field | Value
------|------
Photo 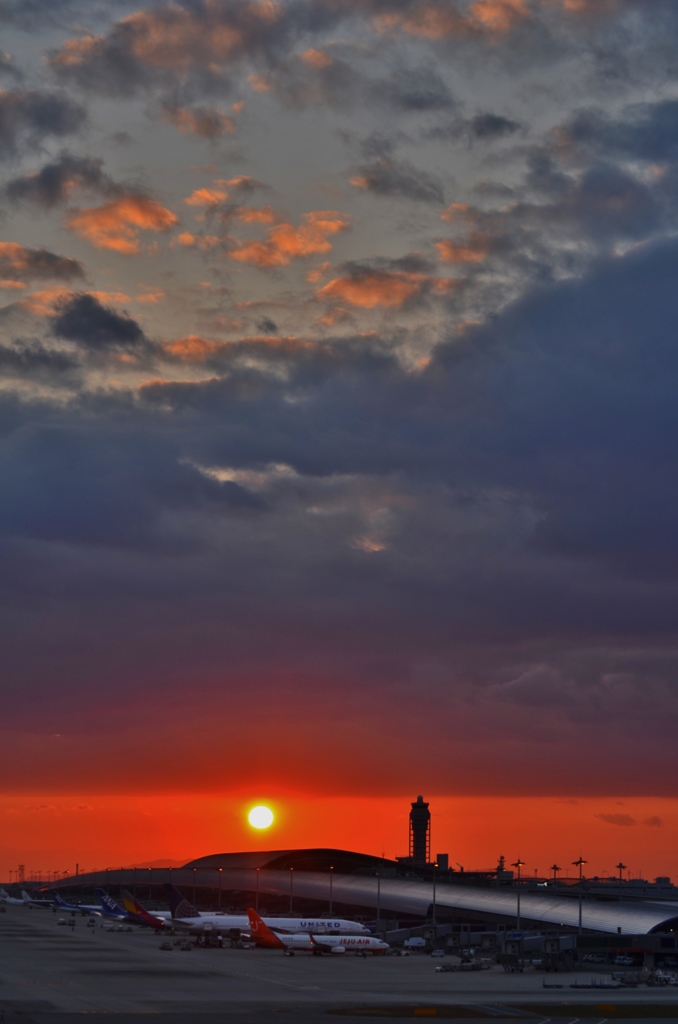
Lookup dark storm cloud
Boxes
[0,421,260,552]
[469,112,521,140]
[374,66,454,111]
[428,112,522,145]
[0,0,137,29]
[0,242,84,283]
[4,154,115,209]
[256,316,278,334]
[351,156,445,204]
[0,89,86,158]
[559,100,678,163]
[50,293,147,350]
[0,340,81,381]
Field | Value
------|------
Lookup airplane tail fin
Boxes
[246,907,285,949]
[96,888,126,918]
[122,890,165,929]
[53,894,68,907]
[0,889,8,899]
[164,883,199,920]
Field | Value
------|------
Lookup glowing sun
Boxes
[248,805,274,829]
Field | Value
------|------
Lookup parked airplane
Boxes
[246,908,389,955]
[0,889,30,906]
[52,890,126,918]
[95,889,128,920]
[22,890,55,909]
[121,890,167,930]
[162,884,371,936]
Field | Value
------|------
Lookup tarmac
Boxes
[2,906,678,1023]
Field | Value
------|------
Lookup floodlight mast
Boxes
[573,856,588,934]
[511,859,525,931]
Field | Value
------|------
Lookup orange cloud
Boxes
[470,0,528,33]
[0,279,28,290]
[300,48,334,69]
[120,1,281,70]
[373,0,527,39]
[164,105,235,138]
[162,333,316,363]
[224,175,262,191]
[306,261,331,284]
[316,270,455,309]
[184,187,230,207]
[162,335,224,361]
[542,0,617,11]
[435,237,491,264]
[438,204,500,264]
[173,232,221,251]
[136,289,166,305]
[66,195,178,254]
[17,288,129,317]
[50,33,101,69]
[235,205,277,224]
[248,73,271,92]
[229,210,350,268]
[315,306,354,327]
[440,202,475,224]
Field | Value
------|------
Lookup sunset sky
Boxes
[2,0,678,883]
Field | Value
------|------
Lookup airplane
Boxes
[0,889,31,906]
[246,907,389,955]
[22,890,55,909]
[121,890,167,930]
[51,890,126,918]
[162,884,372,936]
[95,888,128,920]
[53,893,101,916]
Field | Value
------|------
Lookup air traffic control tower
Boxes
[409,795,431,866]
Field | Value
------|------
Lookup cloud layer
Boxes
[1,0,678,819]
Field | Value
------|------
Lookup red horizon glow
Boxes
[3,794,677,884]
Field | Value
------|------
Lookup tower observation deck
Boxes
[409,795,431,866]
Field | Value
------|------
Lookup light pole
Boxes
[550,864,561,883]
[289,867,294,915]
[148,868,152,902]
[256,867,260,914]
[192,867,197,907]
[572,857,587,934]
[329,866,334,917]
[376,872,381,925]
[432,862,438,928]
[616,861,627,899]
[511,860,525,931]
[218,868,222,911]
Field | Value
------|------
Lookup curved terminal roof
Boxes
[42,859,678,935]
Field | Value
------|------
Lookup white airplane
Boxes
[162,884,371,936]
[0,889,30,906]
[246,907,389,955]
[22,890,55,908]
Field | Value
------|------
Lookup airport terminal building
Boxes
[32,798,678,941]
[36,844,678,940]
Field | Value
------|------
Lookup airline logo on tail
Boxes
[121,890,165,929]
[164,884,199,920]
[96,889,126,918]
[246,908,285,949]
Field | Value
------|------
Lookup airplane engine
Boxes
[330,945,346,955]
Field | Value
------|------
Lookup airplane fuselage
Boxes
[157,911,370,935]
